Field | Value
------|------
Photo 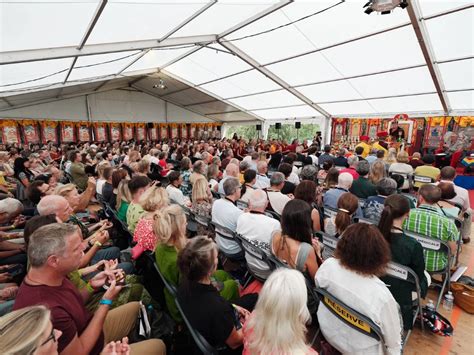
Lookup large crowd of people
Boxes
[0,133,471,354]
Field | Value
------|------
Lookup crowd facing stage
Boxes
[0,132,472,354]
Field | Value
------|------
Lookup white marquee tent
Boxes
[0,0,473,141]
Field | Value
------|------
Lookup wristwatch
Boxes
[99,299,113,306]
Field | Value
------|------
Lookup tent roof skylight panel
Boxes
[298,80,364,103]
[266,51,343,86]
[125,47,196,73]
[418,0,472,17]
[68,52,142,82]
[0,59,71,94]
[228,90,305,111]
[166,46,252,85]
[319,100,376,116]
[0,1,98,52]
[251,105,321,120]
[348,66,437,98]
[424,8,474,61]
[200,70,281,99]
[367,93,443,113]
[438,59,474,91]
[86,1,207,45]
[320,26,425,77]
[170,0,278,38]
[447,91,474,111]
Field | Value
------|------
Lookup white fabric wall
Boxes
[0,89,212,123]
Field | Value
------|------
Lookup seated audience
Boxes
[409,152,424,169]
[68,150,89,191]
[404,184,459,272]
[294,180,321,232]
[116,181,132,223]
[324,192,359,237]
[340,155,359,180]
[369,160,386,185]
[190,178,213,235]
[132,186,169,258]
[318,145,334,168]
[317,160,334,182]
[324,172,363,218]
[333,148,348,168]
[264,172,291,215]
[437,182,461,218]
[271,199,321,280]
[378,195,428,330]
[363,177,398,221]
[349,160,377,198]
[278,163,296,195]
[236,189,281,280]
[388,150,413,190]
[13,223,165,355]
[216,163,239,194]
[126,175,151,233]
[25,180,52,207]
[177,236,257,353]
[189,160,207,186]
[101,167,115,207]
[166,171,190,206]
[180,157,192,195]
[207,163,220,192]
[243,269,316,354]
[413,154,440,188]
[254,161,270,189]
[365,148,378,165]
[240,169,256,203]
[212,177,244,258]
[315,223,402,354]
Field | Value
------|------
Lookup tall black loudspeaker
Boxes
[256,124,262,131]
[147,122,154,129]
[295,122,301,129]
[275,123,282,129]
[217,126,221,131]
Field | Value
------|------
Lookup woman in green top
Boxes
[116,180,132,223]
[378,194,429,330]
[154,204,239,321]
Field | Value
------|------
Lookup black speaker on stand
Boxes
[275,122,281,140]
[256,124,262,139]
[295,121,301,140]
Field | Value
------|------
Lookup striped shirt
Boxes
[404,204,459,272]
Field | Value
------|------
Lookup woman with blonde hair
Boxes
[154,206,239,321]
[385,147,398,165]
[0,305,130,355]
[369,160,386,185]
[243,269,316,355]
[132,186,169,259]
[116,180,132,222]
[136,159,150,176]
[191,178,212,235]
[388,150,413,191]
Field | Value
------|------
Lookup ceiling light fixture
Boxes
[363,0,408,15]
[153,79,167,90]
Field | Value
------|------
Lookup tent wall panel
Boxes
[1,96,87,120]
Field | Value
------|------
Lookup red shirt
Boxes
[339,167,360,180]
[159,158,169,177]
[13,278,104,355]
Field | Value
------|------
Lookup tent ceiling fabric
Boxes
[0,0,472,123]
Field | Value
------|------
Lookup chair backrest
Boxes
[315,231,338,260]
[404,229,451,273]
[210,221,238,243]
[401,193,417,206]
[358,198,366,208]
[315,287,384,343]
[211,190,221,200]
[193,213,210,228]
[323,206,338,219]
[174,298,219,355]
[236,200,249,210]
[353,216,375,225]
[413,175,434,184]
[264,210,281,221]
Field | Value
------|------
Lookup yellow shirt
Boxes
[413,165,441,188]
[371,142,388,156]
[356,142,371,158]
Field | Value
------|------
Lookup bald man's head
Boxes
[37,195,73,222]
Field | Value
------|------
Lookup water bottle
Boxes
[426,299,435,313]
[443,292,454,311]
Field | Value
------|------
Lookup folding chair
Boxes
[384,262,424,346]
[413,175,434,188]
[236,200,249,210]
[209,221,244,266]
[315,287,386,351]
[358,198,367,209]
[401,193,417,207]
[314,231,338,260]
[211,190,221,200]
[264,209,281,221]
[323,206,338,220]
[174,298,220,355]
[102,202,133,247]
[404,230,452,309]
[152,259,177,298]
[389,172,413,191]
[235,234,275,285]
[353,216,376,225]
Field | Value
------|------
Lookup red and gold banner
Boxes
[150,123,158,141]
[454,116,474,127]
[180,123,188,140]
[122,122,134,141]
[0,120,20,144]
[159,123,168,140]
[20,120,40,144]
[170,123,178,139]
[136,123,146,141]
[76,122,91,142]
[40,121,58,144]
[93,122,107,142]
[60,121,75,143]
[109,123,122,142]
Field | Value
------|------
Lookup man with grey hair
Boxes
[237,189,280,280]
[254,160,270,189]
[265,172,291,215]
[215,163,239,194]
[324,172,363,218]
[0,197,24,225]
[340,155,360,180]
[350,160,377,198]
[211,177,244,258]
[37,195,73,223]
[365,148,378,166]
[363,177,398,221]
[13,223,166,355]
